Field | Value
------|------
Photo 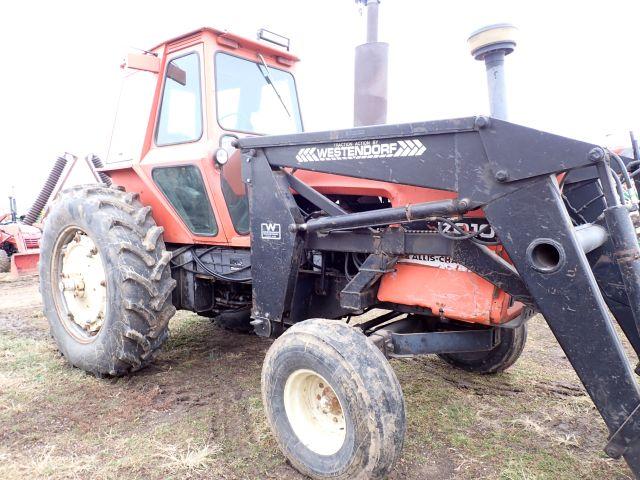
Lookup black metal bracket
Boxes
[284,171,348,217]
[340,253,397,311]
[387,329,498,357]
[606,402,640,459]
[452,241,533,305]
[365,316,500,357]
[306,227,453,256]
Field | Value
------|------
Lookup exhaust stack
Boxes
[468,24,517,121]
[354,0,388,127]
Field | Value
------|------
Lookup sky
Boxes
[1,0,639,214]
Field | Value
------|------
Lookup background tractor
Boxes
[0,197,41,275]
[38,5,640,479]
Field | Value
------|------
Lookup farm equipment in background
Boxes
[0,154,108,277]
[0,198,41,275]
[23,153,112,228]
[4,153,113,277]
[36,4,640,479]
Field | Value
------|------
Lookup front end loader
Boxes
[239,117,640,478]
[37,23,640,479]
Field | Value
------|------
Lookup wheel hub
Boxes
[57,230,106,337]
[283,369,346,456]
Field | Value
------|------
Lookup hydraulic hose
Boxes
[610,151,635,196]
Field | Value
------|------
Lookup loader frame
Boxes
[239,116,640,473]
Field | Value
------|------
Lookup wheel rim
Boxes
[52,227,107,342]
[283,369,346,456]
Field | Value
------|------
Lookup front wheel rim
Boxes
[283,369,346,456]
[52,227,107,343]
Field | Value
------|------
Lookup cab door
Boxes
[136,42,230,245]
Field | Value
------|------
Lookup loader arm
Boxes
[240,116,640,474]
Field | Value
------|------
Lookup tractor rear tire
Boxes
[0,249,9,273]
[438,324,528,374]
[262,319,406,480]
[39,185,176,376]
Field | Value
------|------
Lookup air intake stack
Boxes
[468,23,518,121]
[354,0,389,126]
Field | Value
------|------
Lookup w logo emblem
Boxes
[261,222,281,240]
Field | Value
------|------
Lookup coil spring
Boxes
[90,155,112,186]
[23,156,68,225]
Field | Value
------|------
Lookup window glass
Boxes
[220,152,249,234]
[107,70,156,163]
[215,53,303,135]
[156,53,202,145]
[152,166,217,235]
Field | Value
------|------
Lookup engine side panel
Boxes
[377,262,520,325]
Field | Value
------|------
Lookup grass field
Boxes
[0,274,634,479]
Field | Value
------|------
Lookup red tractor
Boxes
[38,25,640,479]
[0,199,41,274]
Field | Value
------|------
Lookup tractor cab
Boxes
[105,27,302,247]
[102,27,521,330]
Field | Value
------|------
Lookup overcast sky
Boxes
[1,0,639,214]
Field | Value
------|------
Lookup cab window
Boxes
[152,166,217,236]
[215,52,302,135]
[156,52,203,146]
[220,152,249,234]
[107,70,156,163]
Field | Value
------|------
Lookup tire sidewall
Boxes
[263,320,406,479]
[439,324,528,373]
[264,339,369,477]
[40,193,128,373]
[0,249,9,273]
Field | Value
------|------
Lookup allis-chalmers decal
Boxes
[295,139,426,163]
[400,220,495,271]
[400,254,469,272]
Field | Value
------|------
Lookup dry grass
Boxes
[156,441,222,474]
[0,275,636,479]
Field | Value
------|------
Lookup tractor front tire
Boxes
[438,324,528,374]
[262,319,406,480]
[39,185,176,376]
[0,249,9,273]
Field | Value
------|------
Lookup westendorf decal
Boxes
[296,139,426,163]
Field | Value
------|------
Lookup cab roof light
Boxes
[258,28,290,51]
[276,56,295,67]
[216,35,239,49]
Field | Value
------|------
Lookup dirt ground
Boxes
[0,274,635,479]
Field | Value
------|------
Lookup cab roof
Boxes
[150,27,300,63]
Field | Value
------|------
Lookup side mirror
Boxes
[124,53,160,73]
[123,53,187,86]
